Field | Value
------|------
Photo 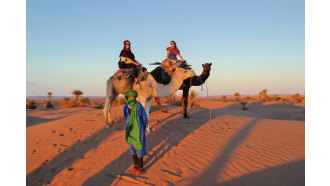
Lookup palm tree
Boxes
[47,92,53,102]
[72,90,83,101]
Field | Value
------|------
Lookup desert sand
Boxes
[26,100,305,185]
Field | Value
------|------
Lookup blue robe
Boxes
[124,102,148,157]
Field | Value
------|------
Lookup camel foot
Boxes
[183,115,190,119]
[146,127,151,132]
[161,110,168,113]
[106,124,112,128]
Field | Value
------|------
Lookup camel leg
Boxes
[182,87,190,119]
[155,97,167,113]
[104,79,118,128]
[144,97,153,132]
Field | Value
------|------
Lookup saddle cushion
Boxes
[150,66,172,85]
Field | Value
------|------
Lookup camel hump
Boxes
[150,66,172,85]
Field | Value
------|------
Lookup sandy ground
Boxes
[26,100,305,186]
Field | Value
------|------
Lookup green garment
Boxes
[125,98,142,150]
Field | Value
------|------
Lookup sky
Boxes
[26,0,305,97]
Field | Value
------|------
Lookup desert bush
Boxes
[79,97,89,107]
[26,100,37,109]
[220,95,227,102]
[241,101,248,110]
[165,94,182,106]
[291,93,301,102]
[92,102,104,109]
[43,101,54,108]
[61,97,72,108]
[113,97,127,106]
[189,90,200,108]
[243,96,252,101]
[234,92,241,102]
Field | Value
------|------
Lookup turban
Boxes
[125,90,138,100]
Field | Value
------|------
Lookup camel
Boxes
[104,67,195,131]
[154,63,212,118]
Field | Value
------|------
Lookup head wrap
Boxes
[125,90,138,100]
[125,90,138,107]
[124,40,131,51]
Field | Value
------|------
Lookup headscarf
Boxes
[123,40,131,51]
[125,90,138,107]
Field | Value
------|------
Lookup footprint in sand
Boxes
[32,150,36,154]
[53,144,57,147]
[68,167,74,171]
[52,130,56,133]
[59,133,64,136]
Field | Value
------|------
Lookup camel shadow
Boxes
[26,117,126,185]
[26,116,66,128]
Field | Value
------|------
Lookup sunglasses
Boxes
[125,43,130,45]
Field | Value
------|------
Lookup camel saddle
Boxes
[112,67,148,81]
[150,59,190,85]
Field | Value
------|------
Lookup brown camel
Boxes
[154,63,212,118]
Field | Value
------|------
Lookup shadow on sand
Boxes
[26,116,66,128]
[27,102,304,185]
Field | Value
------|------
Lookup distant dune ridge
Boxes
[26,99,304,185]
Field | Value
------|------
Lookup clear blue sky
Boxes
[27,0,304,96]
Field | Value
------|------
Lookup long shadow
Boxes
[220,159,305,186]
[189,118,260,186]
[212,102,305,121]
[82,105,231,186]
[26,117,126,186]
[26,116,66,128]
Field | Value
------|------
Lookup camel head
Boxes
[172,67,195,80]
[202,63,212,73]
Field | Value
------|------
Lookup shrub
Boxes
[241,101,248,110]
[43,101,54,108]
[291,93,301,102]
[220,95,227,102]
[189,90,200,108]
[92,102,104,109]
[61,97,73,108]
[234,92,241,102]
[79,97,89,107]
[165,94,182,106]
[26,100,37,109]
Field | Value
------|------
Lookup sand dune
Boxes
[26,100,304,185]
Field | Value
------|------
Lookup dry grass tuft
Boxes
[26,100,37,109]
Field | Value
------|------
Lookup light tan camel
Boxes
[104,67,195,131]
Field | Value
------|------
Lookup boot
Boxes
[132,157,145,176]
[128,154,139,175]
[138,157,145,172]
[132,155,138,168]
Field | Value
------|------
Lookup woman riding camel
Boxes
[166,41,184,61]
[119,40,143,89]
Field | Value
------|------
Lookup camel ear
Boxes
[202,64,205,67]
[210,63,212,66]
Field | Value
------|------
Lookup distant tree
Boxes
[72,90,83,101]
[259,89,269,101]
[47,92,53,102]
[234,92,241,102]
[221,95,227,102]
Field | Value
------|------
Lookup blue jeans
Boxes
[128,143,143,158]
